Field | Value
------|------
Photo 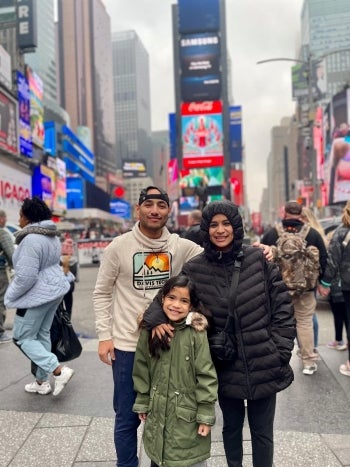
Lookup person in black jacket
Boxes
[143,200,296,467]
[182,209,204,246]
[262,200,328,376]
[319,200,350,377]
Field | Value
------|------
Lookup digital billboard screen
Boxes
[17,71,32,157]
[180,33,221,102]
[122,160,147,178]
[178,0,220,34]
[27,66,44,148]
[229,106,242,164]
[181,101,223,168]
[0,88,18,156]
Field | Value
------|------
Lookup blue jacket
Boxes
[4,220,71,309]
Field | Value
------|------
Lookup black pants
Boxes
[218,394,276,467]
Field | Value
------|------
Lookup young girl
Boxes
[132,275,218,467]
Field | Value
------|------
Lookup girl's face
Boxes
[209,214,234,251]
[162,286,191,322]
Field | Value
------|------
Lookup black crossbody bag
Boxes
[208,256,241,361]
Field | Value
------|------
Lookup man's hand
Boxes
[198,424,211,437]
[152,323,174,340]
[318,283,330,297]
[98,339,115,365]
[252,242,273,262]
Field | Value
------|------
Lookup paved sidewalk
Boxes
[1,303,350,466]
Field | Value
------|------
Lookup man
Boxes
[262,200,328,376]
[182,209,203,246]
[93,186,203,467]
[93,186,272,466]
[0,210,15,343]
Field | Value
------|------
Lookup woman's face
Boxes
[19,210,29,228]
[209,214,234,251]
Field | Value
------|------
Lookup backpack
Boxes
[272,223,320,296]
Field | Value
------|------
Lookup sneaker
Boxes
[53,366,74,396]
[0,331,12,344]
[25,380,51,395]
[327,340,346,350]
[302,363,318,375]
[339,361,350,377]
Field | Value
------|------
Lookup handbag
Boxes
[208,255,242,361]
[50,301,82,362]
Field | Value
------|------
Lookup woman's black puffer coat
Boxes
[322,224,350,291]
[181,245,295,400]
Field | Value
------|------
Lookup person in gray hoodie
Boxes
[5,197,74,396]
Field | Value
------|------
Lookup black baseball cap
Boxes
[138,186,170,206]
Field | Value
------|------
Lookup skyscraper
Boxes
[111,30,152,176]
[57,0,116,179]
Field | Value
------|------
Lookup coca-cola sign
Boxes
[182,100,222,115]
[0,162,31,223]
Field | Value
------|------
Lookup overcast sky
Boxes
[102,0,304,211]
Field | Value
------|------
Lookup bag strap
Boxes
[227,256,242,317]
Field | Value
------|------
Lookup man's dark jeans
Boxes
[112,349,140,467]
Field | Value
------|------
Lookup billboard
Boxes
[180,32,221,102]
[0,87,18,156]
[0,45,11,89]
[0,162,31,223]
[324,89,350,205]
[122,160,147,178]
[229,105,242,164]
[181,101,223,168]
[62,125,95,184]
[110,199,131,219]
[67,177,84,209]
[179,167,224,211]
[32,165,55,210]
[169,113,177,160]
[51,157,67,214]
[230,169,244,206]
[27,66,44,148]
[178,0,220,34]
[17,71,32,157]
[44,121,57,156]
[291,59,327,100]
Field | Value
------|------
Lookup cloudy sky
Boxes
[102,0,304,211]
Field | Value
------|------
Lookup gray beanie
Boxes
[200,200,244,254]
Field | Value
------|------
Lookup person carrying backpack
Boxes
[262,200,328,375]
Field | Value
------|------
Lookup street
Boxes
[1,266,350,466]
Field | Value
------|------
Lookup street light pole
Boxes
[257,55,317,208]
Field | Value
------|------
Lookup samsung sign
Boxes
[17,0,38,52]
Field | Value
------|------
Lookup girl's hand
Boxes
[138,413,147,421]
[152,323,174,340]
[198,424,211,437]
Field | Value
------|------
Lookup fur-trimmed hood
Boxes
[185,311,208,331]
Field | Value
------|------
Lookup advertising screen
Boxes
[0,88,18,155]
[169,113,177,160]
[32,165,54,210]
[230,169,244,206]
[179,167,224,211]
[17,71,32,157]
[110,199,131,219]
[52,157,67,214]
[67,177,84,209]
[178,0,220,34]
[229,105,242,164]
[181,101,223,168]
[122,160,147,178]
[324,89,350,204]
[27,66,44,148]
[180,33,221,102]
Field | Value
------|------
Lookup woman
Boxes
[5,197,74,396]
[144,200,296,467]
[319,200,350,377]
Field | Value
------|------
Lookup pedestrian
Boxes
[133,274,218,467]
[318,200,350,377]
[182,209,204,246]
[262,200,328,375]
[61,237,78,317]
[0,209,15,343]
[4,197,74,396]
[93,187,273,467]
[144,200,296,467]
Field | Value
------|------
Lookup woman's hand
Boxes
[151,323,174,340]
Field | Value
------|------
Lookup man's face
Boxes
[136,189,170,238]
[0,215,6,228]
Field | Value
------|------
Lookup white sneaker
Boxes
[302,363,318,375]
[53,366,74,396]
[25,380,51,395]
